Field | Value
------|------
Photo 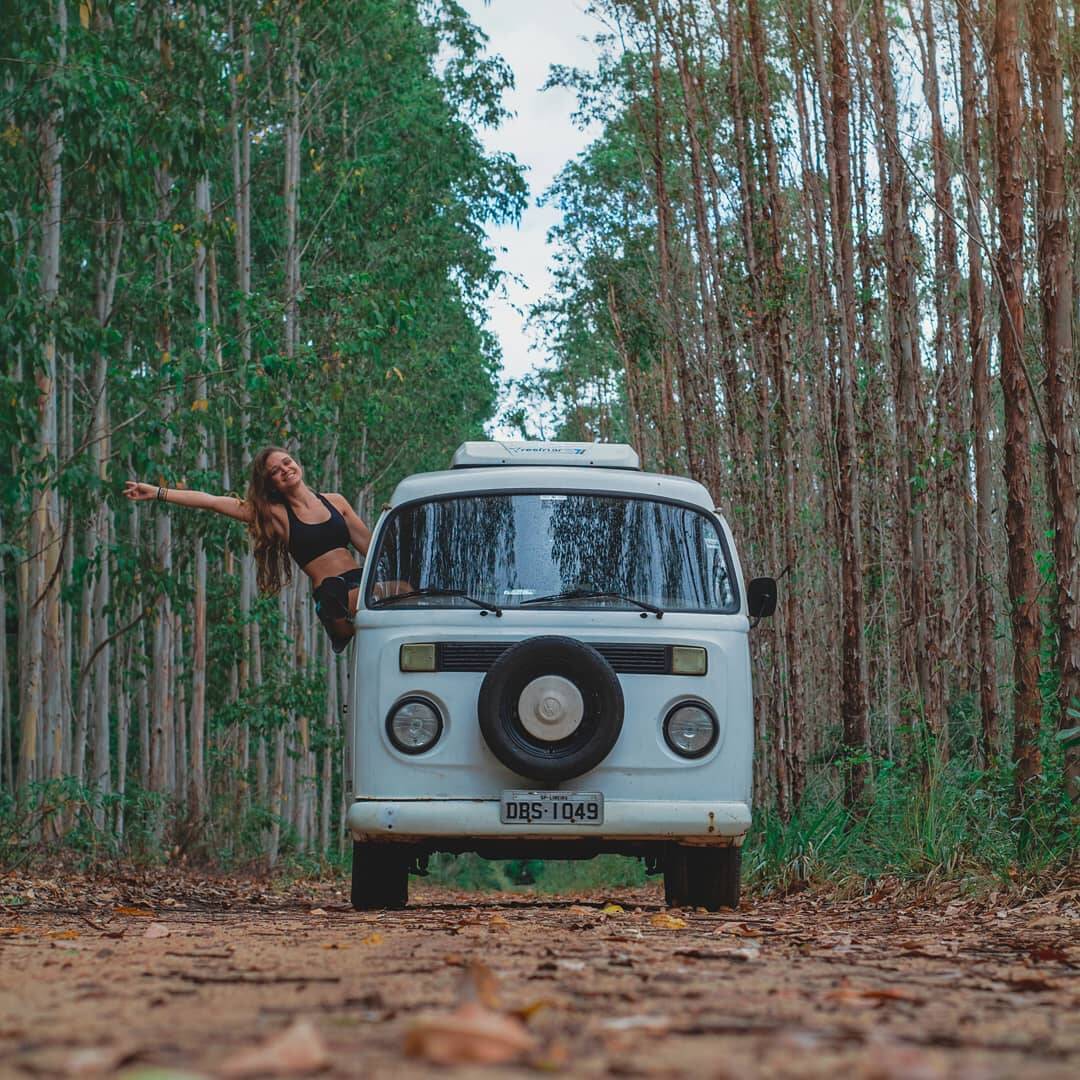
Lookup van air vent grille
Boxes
[435,642,670,675]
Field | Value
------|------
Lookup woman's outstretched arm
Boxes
[124,481,251,523]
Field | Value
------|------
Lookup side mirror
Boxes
[747,577,777,620]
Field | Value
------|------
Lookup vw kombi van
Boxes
[346,442,775,910]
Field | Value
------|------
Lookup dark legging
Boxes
[313,566,364,652]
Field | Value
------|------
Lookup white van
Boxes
[345,442,776,910]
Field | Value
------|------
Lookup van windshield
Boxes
[366,493,737,613]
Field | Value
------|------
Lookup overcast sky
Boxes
[458,0,603,423]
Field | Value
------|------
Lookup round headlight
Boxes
[387,697,443,754]
[663,703,718,758]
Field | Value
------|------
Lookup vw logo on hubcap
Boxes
[517,675,584,741]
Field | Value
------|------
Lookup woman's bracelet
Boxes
[157,486,167,503]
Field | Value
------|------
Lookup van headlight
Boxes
[663,702,718,758]
[387,697,443,754]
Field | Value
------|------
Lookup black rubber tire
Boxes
[351,841,409,910]
[478,635,623,782]
[664,845,741,911]
[663,845,690,907]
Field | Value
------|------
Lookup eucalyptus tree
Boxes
[0,0,524,853]
[523,0,1079,828]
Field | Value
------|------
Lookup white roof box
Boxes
[451,441,640,470]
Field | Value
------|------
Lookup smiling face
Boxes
[265,451,303,494]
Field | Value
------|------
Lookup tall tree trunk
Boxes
[959,0,1001,759]
[115,634,129,842]
[189,174,211,828]
[89,211,122,827]
[39,65,65,800]
[868,0,938,743]
[149,159,176,824]
[231,8,258,817]
[73,581,92,788]
[667,6,723,495]
[748,0,804,814]
[994,0,1042,806]
[1031,0,1079,796]
[827,0,870,805]
[0,518,7,794]
[174,612,187,810]
[644,14,680,472]
[916,0,975,739]
[284,10,301,366]
[20,0,68,823]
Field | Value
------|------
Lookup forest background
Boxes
[1,0,1077,890]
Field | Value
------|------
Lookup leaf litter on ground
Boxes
[218,1018,329,1077]
[403,961,537,1066]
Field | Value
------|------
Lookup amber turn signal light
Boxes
[399,643,436,672]
[670,645,707,675]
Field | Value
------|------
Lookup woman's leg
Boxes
[326,614,355,640]
[314,576,357,652]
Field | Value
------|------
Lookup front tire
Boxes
[351,841,409,910]
[664,845,741,911]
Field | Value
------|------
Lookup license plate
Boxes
[500,790,604,825]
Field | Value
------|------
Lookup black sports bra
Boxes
[285,493,351,568]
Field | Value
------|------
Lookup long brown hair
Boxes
[246,446,293,594]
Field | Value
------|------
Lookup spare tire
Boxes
[478,636,623,782]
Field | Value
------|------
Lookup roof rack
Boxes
[450,441,641,470]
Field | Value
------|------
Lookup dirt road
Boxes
[1,870,1077,1078]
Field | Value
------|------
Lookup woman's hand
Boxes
[124,480,158,502]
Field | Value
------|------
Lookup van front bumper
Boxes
[347,798,750,844]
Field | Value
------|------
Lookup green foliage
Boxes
[0,0,527,860]
[0,780,167,868]
[745,748,1079,895]
[424,853,647,893]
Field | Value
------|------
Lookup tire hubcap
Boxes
[517,675,584,741]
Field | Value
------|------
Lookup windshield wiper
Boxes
[519,589,663,618]
[372,587,503,616]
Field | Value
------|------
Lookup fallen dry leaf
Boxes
[601,903,625,915]
[718,922,764,938]
[64,1044,136,1076]
[1027,914,1073,929]
[115,1071,208,1080]
[403,1001,536,1066]
[650,913,688,930]
[219,1018,329,1077]
[463,961,502,1008]
[599,1014,672,1033]
[143,923,171,940]
[1027,944,1071,963]
[512,998,559,1021]
[530,1039,571,1070]
[548,957,586,972]
[675,945,760,963]
[0,926,27,936]
[46,929,80,940]
[114,907,155,918]
[824,984,924,1007]
[116,1067,210,1075]
[488,913,510,928]
[361,931,382,946]
[1001,971,1061,992]
[308,908,328,916]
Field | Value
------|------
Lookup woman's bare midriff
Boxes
[303,548,362,590]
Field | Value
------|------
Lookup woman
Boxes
[125,447,371,652]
